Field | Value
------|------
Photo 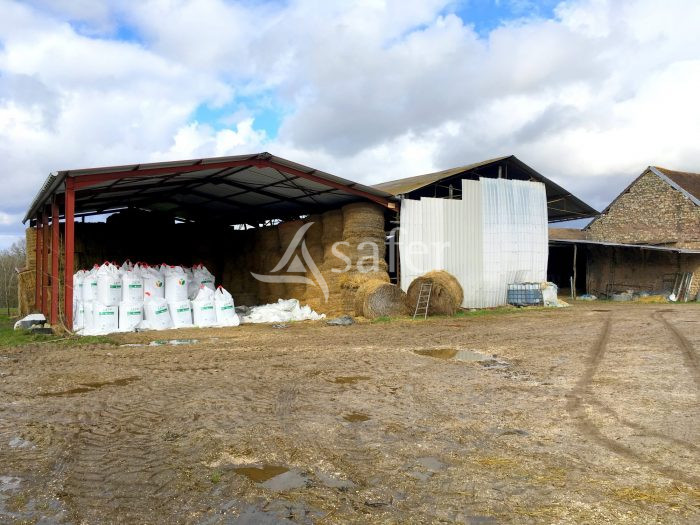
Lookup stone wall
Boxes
[587,170,700,249]
[585,245,700,298]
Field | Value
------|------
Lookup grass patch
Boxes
[0,314,116,348]
[210,470,222,484]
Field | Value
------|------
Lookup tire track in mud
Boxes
[586,398,700,453]
[57,364,232,523]
[653,310,700,393]
[566,313,700,486]
[60,397,178,523]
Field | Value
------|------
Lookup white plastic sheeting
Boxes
[399,178,548,308]
[241,299,325,324]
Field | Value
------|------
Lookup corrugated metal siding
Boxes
[399,178,548,308]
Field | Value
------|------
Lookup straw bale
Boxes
[338,270,390,290]
[18,269,35,316]
[256,226,281,251]
[406,270,464,316]
[304,215,323,245]
[321,210,343,245]
[354,279,408,319]
[278,220,304,249]
[25,228,37,270]
[342,202,385,238]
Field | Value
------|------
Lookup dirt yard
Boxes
[1,303,698,523]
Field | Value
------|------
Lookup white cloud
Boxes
[1,0,700,248]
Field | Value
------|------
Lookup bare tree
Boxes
[0,239,26,316]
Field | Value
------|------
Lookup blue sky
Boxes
[2,0,700,249]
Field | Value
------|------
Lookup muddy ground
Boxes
[0,303,699,523]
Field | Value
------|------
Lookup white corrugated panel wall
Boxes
[398,178,548,308]
[398,198,423,292]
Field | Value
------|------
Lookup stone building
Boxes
[549,166,700,298]
[587,166,700,249]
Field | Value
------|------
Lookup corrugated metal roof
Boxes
[23,152,395,224]
[373,156,510,195]
[372,155,598,222]
[549,238,700,254]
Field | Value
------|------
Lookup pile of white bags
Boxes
[73,261,238,335]
[241,299,325,324]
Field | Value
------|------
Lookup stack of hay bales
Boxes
[406,270,464,316]
[221,230,260,305]
[338,203,389,313]
[354,279,408,319]
[17,270,35,317]
[303,210,345,315]
[19,227,37,315]
[277,220,307,301]
[250,226,286,304]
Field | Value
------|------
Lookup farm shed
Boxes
[21,153,396,328]
[374,156,597,307]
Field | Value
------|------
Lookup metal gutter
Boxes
[23,172,65,223]
[549,238,700,254]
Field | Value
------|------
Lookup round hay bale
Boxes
[342,202,385,238]
[338,270,390,290]
[406,270,463,316]
[321,210,343,244]
[323,239,386,269]
[354,279,408,319]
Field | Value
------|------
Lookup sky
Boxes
[1,0,700,248]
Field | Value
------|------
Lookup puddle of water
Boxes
[414,348,490,362]
[343,412,370,422]
[592,309,611,312]
[234,465,289,483]
[414,348,510,368]
[38,376,140,397]
[149,339,199,346]
[333,376,370,384]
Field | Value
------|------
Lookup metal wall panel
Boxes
[399,178,548,308]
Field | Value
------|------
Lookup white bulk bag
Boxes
[169,299,194,328]
[96,262,122,306]
[122,271,144,302]
[144,297,172,330]
[73,270,86,304]
[82,301,94,331]
[142,267,165,299]
[192,286,217,327]
[93,302,119,334]
[119,259,134,275]
[119,301,143,332]
[82,267,99,302]
[194,265,216,289]
[165,266,189,303]
[73,301,86,331]
[214,286,239,326]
